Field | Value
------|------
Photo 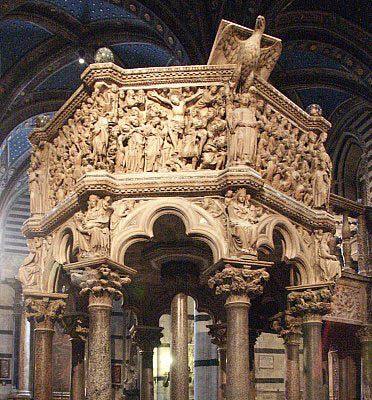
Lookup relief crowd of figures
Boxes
[28,82,331,212]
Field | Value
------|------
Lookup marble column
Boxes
[208,263,270,400]
[357,213,369,275]
[357,326,372,400]
[207,323,227,400]
[8,309,32,399]
[287,286,333,400]
[272,312,302,400]
[78,266,131,400]
[170,293,189,400]
[24,296,66,400]
[70,338,86,400]
[130,326,163,400]
[303,313,323,400]
[62,313,89,400]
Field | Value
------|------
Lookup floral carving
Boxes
[25,297,66,324]
[72,266,131,300]
[287,287,333,317]
[207,323,227,349]
[271,311,302,343]
[208,264,269,299]
[62,313,89,341]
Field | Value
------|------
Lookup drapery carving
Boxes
[74,195,113,259]
[225,188,266,257]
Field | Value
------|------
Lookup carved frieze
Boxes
[329,284,363,323]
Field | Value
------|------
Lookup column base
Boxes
[7,390,32,399]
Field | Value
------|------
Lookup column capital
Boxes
[208,263,269,303]
[24,294,67,329]
[272,311,302,344]
[356,325,372,343]
[287,285,333,319]
[207,323,227,350]
[62,312,89,341]
[71,264,131,301]
[130,325,163,352]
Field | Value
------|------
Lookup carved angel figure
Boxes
[208,16,282,91]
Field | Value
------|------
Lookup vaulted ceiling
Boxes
[0,0,371,201]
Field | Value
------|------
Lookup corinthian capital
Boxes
[208,264,269,300]
[24,296,66,326]
[287,287,333,317]
[272,311,302,344]
[62,312,89,341]
[73,266,131,300]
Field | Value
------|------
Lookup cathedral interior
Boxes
[0,1,370,400]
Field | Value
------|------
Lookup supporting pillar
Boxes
[170,293,189,400]
[8,309,32,399]
[62,313,89,400]
[75,264,131,400]
[356,326,372,400]
[207,323,227,400]
[24,295,66,400]
[130,326,163,400]
[272,311,302,400]
[70,338,86,400]
[287,286,333,400]
[208,262,270,400]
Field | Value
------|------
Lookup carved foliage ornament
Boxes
[208,264,269,299]
[25,297,66,324]
[62,313,89,341]
[271,311,302,343]
[72,266,131,300]
[287,287,333,317]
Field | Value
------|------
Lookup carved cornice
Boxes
[22,168,335,237]
[81,63,237,88]
[330,193,365,217]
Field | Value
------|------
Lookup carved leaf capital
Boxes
[208,264,269,299]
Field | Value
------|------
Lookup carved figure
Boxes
[209,16,282,90]
[312,161,330,209]
[18,238,42,289]
[230,89,261,165]
[74,195,113,259]
[148,89,203,150]
[226,188,259,256]
[315,231,341,282]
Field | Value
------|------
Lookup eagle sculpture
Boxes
[208,16,282,91]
